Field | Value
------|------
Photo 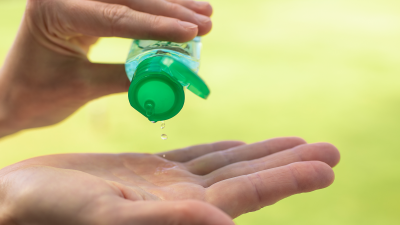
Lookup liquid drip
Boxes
[161,121,165,129]
[161,134,168,140]
[154,163,178,175]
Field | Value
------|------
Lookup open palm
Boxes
[0,137,340,225]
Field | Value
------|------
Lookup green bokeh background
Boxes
[1,0,400,224]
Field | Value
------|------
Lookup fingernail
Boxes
[196,14,211,24]
[179,21,198,29]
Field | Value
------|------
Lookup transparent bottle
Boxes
[125,37,210,122]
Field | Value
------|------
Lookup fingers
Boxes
[206,161,335,218]
[204,143,340,186]
[185,137,306,175]
[109,0,212,36]
[158,141,246,162]
[63,0,198,42]
[166,0,213,17]
[100,199,235,225]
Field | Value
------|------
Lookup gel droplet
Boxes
[145,102,154,117]
[163,154,166,158]
[161,121,165,129]
[161,134,168,140]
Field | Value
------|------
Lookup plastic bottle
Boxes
[125,37,210,122]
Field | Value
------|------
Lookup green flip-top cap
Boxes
[128,55,210,122]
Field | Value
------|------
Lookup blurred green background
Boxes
[1,0,400,224]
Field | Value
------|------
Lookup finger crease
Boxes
[289,165,301,192]
[102,5,129,36]
[246,174,262,211]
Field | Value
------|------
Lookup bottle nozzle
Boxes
[144,100,155,117]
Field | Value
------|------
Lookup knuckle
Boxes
[247,173,263,208]
[145,15,166,39]
[102,4,130,33]
[150,15,164,27]
[288,163,306,192]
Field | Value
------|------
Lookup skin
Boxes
[0,0,341,224]
[0,137,340,224]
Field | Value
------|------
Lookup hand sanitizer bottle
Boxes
[125,37,210,122]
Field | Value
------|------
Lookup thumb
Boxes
[79,63,130,98]
[62,0,199,42]
[102,200,236,225]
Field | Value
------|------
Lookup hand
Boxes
[0,137,340,224]
[0,0,213,138]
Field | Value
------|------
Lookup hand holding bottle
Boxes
[0,0,213,138]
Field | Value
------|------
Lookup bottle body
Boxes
[125,37,202,81]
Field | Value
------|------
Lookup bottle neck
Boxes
[134,56,172,80]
